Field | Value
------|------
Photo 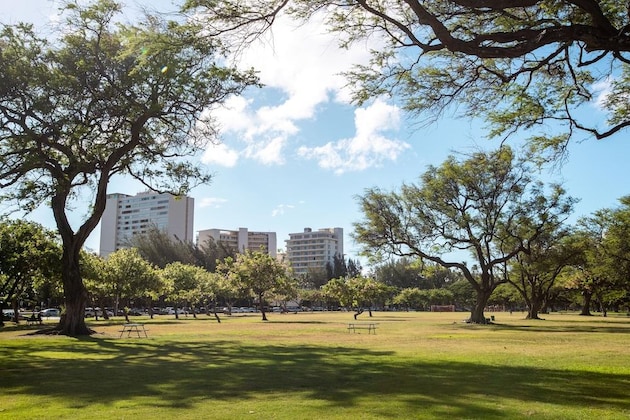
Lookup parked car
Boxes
[39,308,60,317]
[127,308,144,316]
[2,309,25,321]
[167,307,188,315]
[84,307,114,317]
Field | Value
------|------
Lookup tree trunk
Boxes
[12,299,20,323]
[354,308,364,320]
[259,293,268,321]
[210,301,221,323]
[595,294,608,317]
[469,288,493,324]
[580,291,593,316]
[526,302,543,320]
[55,243,92,336]
[526,295,544,320]
[100,298,109,320]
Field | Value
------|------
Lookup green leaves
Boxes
[0,0,259,223]
[0,219,61,306]
[187,0,630,156]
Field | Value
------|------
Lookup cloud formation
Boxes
[202,142,239,167]
[209,11,408,172]
[298,99,410,174]
[271,204,296,217]
[198,197,228,208]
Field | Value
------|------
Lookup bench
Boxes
[347,322,378,334]
[26,317,43,326]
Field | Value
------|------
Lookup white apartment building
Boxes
[285,227,344,276]
[99,191,194,257]
[197,228,277,258]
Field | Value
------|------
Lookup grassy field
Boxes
[1,311,629,419]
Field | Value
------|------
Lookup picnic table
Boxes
[347,322,378,334]
[119,323,148,338]
[26,314,43,326]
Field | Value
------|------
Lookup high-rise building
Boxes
[99,191,194,257]
[197,228,277,258]
[285,227,344,276]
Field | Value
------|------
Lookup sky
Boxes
[2,1,630,269]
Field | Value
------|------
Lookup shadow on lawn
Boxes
[489,320,630,334]
[1,338,629,417]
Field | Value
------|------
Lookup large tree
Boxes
[567,197,630,316]
[507,226,576,319]
[184,1,630,157]
[354,147,575,323]
[599,197,630,311]
[0,0,258,335]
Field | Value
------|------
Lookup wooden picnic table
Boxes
[347,322,378,334]
[119,323,148,338]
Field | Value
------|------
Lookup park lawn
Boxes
[0,311,629,419]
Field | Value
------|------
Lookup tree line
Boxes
[2,147,629,327]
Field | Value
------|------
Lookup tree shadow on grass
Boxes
[489,321,630,334]
[1,337,629,418]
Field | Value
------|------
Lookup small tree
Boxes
[161,262,207,318]
[213,263,242,316]
[322,276,392,319]
[393,288,424,311]
[103,248,162,322]
[81,252,109,321]
[222,250,294,321]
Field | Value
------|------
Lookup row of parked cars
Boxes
[226,306,257,313]
[1,308,60,321]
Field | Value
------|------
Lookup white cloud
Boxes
[244,136,287,165]
[208,11,390,169]
[198,197,228,208]
[297,99,410,174]
[271,204,296,217]
[201,143,239,167]
[592,78,613,110]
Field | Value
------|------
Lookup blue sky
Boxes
[3,1,630,269]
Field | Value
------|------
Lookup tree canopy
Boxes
[0,0,258,335]
[353,146,575,323]
[0,219,61,326]
[184,0,630,158]
[219,250,295,321]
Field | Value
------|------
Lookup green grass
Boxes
[1,311,629,419]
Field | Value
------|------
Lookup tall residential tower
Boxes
[285,227,344,276]
[99,191,194,257]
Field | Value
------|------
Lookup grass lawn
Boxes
[1,311,629,419]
